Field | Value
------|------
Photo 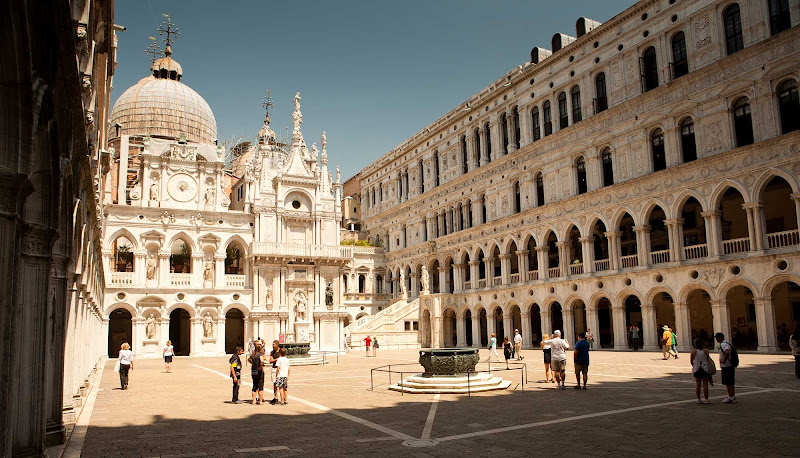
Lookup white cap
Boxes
[554,330,561,336]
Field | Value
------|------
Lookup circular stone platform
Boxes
[388,348,511,394]
[277,343,327,365]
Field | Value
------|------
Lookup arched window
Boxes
[651,128,666,172]
[513,106,521,149]
[484,122,492,161]
[375,275,383,294]
[778,79,800,134]
[680,117,697,162]
[531,107,541,141]
[358,274,366,293]
[769,0,791,36]
[461,135,468,174]
[111,237,134,272]
[225,243,244,274]
[535,172,545,206]
[671,32,688,79]
[543,101,553,136]
[642,46,659,92]
[595,72,608,113]
[474,128,481,165]
[571,86,582,123]
[575,156,587,194]
[724,4,744,55]
[433,150,440,187]
[558,92,569,129]
[481,194,487,224]
[418,160,424,193]
[601,147,614,186]
[466,199,473,228]
[514,181,521,213]
[733,96,754,146]
[501,113,509,152]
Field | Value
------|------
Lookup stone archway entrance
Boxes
[530,305,542,345]
[225,309,245,354]
[464,309,473,346]
[169,309,192,356]
[624,296,643,349]
[108,309,132,358]
[479,308,488,346]
[597,298,614,348]
[550,302,563,334]
[443,308,457,347]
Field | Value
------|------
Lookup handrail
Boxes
[620,254,638,268]
[369,360,526,396]
[722,237,750,255]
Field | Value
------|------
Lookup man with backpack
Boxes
[715,332,738,404]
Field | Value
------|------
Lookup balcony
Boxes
[510,273,520,283]
[463,281,471,290]
[548,267,561,279]
[722,237,750,255]
[683,244,708,260]
[650,250,671,265]
[251,242,353,260]
[621,254,639,269]
[492,276,502,286]
[477,279,487,288]
[225,274,246,288]
[594,259,610,272]
[526,270,539,281]
[170,273,192,287]
[767,229,799,249]
[570,263,583,275]
[110,271,134,286]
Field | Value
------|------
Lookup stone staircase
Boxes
[345,297,420,348]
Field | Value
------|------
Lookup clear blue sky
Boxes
[112,0,636,180]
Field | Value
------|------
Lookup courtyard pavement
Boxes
[75,348,799,457]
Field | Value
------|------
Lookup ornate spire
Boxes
[261,90,274,125]
[145,36,162,64]
[158,13,180,56]
[320,131,328,166]
[291,92,303,139]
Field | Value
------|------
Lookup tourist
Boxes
[691,338,712,404]
[268,340,280,405]
[118,342,133,390]
[373,337,379,356]
[662,326,677,359]
[343,334,350,352]
[715,332,737,404]
[513,329,523,360]
[791,324,800,379]
[670,327,679,358]
[248,341,265,405]
[503,336,512,369]
[629,325,640,351]
[276,348,290,405]
[541,333,554,383]
[162,340,174,373]
[229,346,243,404]
[586,329,594,349]
[573,332,590,390]
[488,333,499,362]
[542,330,569,389]
[364,335,372,356]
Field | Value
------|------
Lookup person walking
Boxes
[670,327,679,358]
[513,329,523,360]
[573,332,590,390]
[690,338,712,404]
[118,342,133,390]
[275,348,290,405]
[364,335,372,356]
[715,332,737,404]
[629,325,640,351]
[162,340,174,373]
[488,333,499,362]
[542,330,570,389]
[662,326,677,359]
[373,337,379,356]
[791,324,800,379]
[248,341,265,405]
[541,333,554,383]
[586,329,594,349]
[229,346,243,404]
[268,340,281,405]
[503,337,512,369]
[343,333,350,352]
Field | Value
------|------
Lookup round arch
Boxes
[104,302,137,320]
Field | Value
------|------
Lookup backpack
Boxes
[726,341,739,367]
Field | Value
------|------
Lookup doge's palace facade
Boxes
[351,0,800,353]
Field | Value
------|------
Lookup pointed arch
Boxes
[106,228,139,250]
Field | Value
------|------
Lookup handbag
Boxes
[706,351,717,375]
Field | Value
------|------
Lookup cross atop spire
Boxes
[261,90,274,124]
[158,13,180,56]
[145,36,163,64]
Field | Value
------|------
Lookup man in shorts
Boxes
[715,332,736,404]
[573,332,590,390]
[268,340,281,405]
[542,330,569,390]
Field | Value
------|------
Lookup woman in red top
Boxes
[364,335,372,356]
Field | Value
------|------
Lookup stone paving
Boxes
[78,348,799,457]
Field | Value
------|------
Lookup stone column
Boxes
[536,246,548,280]
[453,264,465,293]
[555,241,567,277]
[517,250,529,281]
[521,312,533,349]
[541,310,552,336]
[743,202,766,251]
[605,231,621,270]
[674,301,692,352]
[506,110,517,154]
[562,305,575,344]
[642,305,658,350]
[466,131,478,171]
[486,314,496,341]
[471,313,482,347]
[755,296,778,352]
[456,316,466,347]
[479,127,489,165]
[792,194,800,234]
[519,105,531,147]
[499,254,511,285]
[633,225,650,268]
[612,305,627,350]
[744,204,758,252]
[665,218,682,262]
[503,314,514,341]
[702,210,722,258]
[437,267,446,294]
[586,305,600,349]
[711,299,730,350]
[579,236,594,273]
[468,260,479,290]
[410,273,419,297]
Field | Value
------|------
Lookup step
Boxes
[286,356,328,366]
[388,378,511,394]
[393,377,507,390]
[401,372,496,384]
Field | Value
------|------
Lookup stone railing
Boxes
[621,254,639,269]
[510,273,520,283]
[225,274,246,288]
[170,273,192,287]
[767,229,799,249]
[548,267,561,278]
[683,244,708,260]
[570,263,583,275]
[526,270,539,281]
[478,279,487,288]
[463,281,471,290]
[492,276,502,286]
[251,242,353,259]
[722,237,750,255]
[351,246,386,255]
[110,271,135,285]
[594,259,610,272]
[344,297,420,334]
[650,249,671,264]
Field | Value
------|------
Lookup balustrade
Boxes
[463,281,471,290]
[767,229,800,249]
[225,274,246,288]
[683,244,707,260]
[620,254,638,268]
[478,279,487,288]
[110,271,134,285]
[492,276,502,286]
[170,273,192,287]
[251,242,353,258]
[650,249,671,264]
[722,237,750,255]
[548,267,561,278]
[510,273,520,283]
[569,263,583,275]
[594,259,610,271]
[526,270,539,281]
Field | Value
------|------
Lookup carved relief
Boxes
[694,15,711,49]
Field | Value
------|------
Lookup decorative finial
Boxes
[145,36,162,64]
[261,90,274,124]
[158,13,180,56]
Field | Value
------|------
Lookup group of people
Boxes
[690,332,738,404]
[230,337,290,405]
[363,335,379,356]
[539,331,591,389]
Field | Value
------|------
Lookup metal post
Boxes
[467,371,471,397]
[370,369,374,391]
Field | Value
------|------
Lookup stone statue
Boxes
[400,269,408,297]
[203,313,213,338]
[420,265,430,292]
[265,285,272,302]
[292,92,303,135]
[145,313,156,339]
[203,260,214,283]
[325,283,334,306]
[146,254,157,280]
[149,181,158,201]
[321,131,327,151]
[294,91,301,111]
[204,187,214,205]
[336,166,340,183]
[295,291,307,321]
[311,142,318,160]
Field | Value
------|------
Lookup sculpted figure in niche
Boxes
[146,254,157,280]
[399,269,408,297]
[325,283,334,306]
[149,181,159,201]
[145,313,156,339]
[204,187,214,205]
[295,291,308,321]
[420,265,430,292]
[264,285,272,302]
[203,259,214,283]
[203,312,213,338]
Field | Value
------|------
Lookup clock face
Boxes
[167,173,198,202]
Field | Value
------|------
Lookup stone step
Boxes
[286,356,328,366]
[388,378,511,394]
[394,375,507,390]
[401,372,496,384]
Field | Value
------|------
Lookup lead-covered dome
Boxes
[109,49,216,145]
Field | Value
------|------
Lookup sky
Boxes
[112,0,637,180]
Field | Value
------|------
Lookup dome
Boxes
[109,54,216,145]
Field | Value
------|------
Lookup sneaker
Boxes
[560,385,566,390]
[269,399,278,405]
[696,399,703,404]
[574,385,581,390]
[722,397,735,404]
[702,399,711,404]
[233,400,243,404]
